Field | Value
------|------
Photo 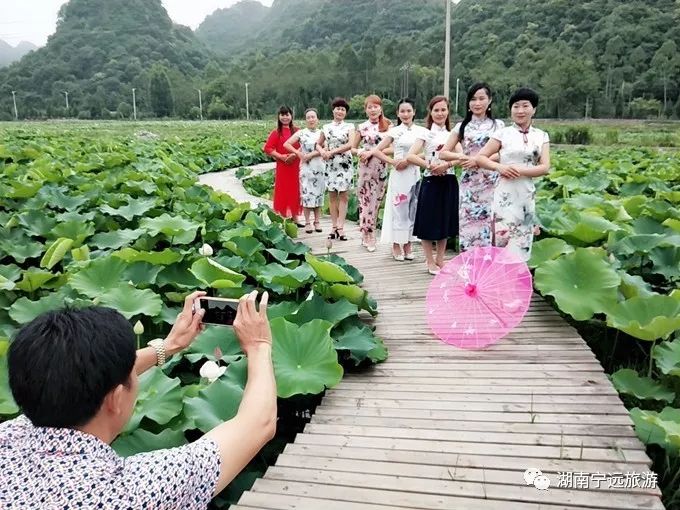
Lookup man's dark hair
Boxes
[8,307,136,428]
[509,87,539,108]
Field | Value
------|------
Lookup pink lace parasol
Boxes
[426,246,533,349]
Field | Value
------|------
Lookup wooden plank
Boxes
[274,454,660,496]
[310,415,635,437]
[294,434,648,463]
[303,424,643,449]
[325,389,622,404]
[240,491,412,510]
[336,381,619,395]
[263,466,663,509]
[250,479,585,510]
[314,406,634,425]
[283,443,652,476]
[319,397,629,414]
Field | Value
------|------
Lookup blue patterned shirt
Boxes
[0,416,220,509]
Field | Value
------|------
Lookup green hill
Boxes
[1,0,678,120]
[0,0,212,119]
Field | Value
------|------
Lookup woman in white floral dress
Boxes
[284,108,325,233]
[440,83,504,251]
[476,88,551,261]
[373,98,427,261]
[317,97,355,241]
[352,95,393,252]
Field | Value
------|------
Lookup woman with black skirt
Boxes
[407,95,458,275]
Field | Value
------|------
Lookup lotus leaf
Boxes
[15,267,59,293]
[610,368,675,402]
[183,358,247,432]
[606,295,680,340]
[333,317,388,365]
[266,300,300,319]
[287,295,357,326]
[123,262,163,287]
[630,407,680,455]
[190,258,246,289]
[254,263,315,294]
[98,284,163,319]
[618,272,655,299]
[649,247,680,280]
[69,257,128,297]
[534,248,620,320]
[0,340,19,416]
[185,326,243,363]
[8,293,65,324]
[113,248,182,265]
[90,228,145,250]
[124,367,183,432]
[100,197,157,220]
[140,213,201,243]
[653,338,680,377]
[528,238,575,268]
[304,253,354,283]
[156,262,202,289]
[271,318,343,398]
[112,428,187,457]
[50,220,95,246]
[40,237,74,270]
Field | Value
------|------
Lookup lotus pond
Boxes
[1,121,680,507]
[0,123,386,508]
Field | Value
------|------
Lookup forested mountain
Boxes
[0,0,211,120]
[1,0,679,120]
[0,40,37,68]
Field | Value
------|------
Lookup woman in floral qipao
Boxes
[352,95,393,252]
[440,83,504,252]
[476,88,551,261]
[317,97,355,241]
[284,108,325,233]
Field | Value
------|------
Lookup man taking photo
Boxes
[0,290,276,509]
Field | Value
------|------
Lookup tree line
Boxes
[1,0,678,121]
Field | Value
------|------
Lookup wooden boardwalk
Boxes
[200,170,664,510]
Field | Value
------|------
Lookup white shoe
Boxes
[393,253,405,261]
[367,244,376,253]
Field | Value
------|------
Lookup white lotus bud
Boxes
[199,243,214,257]
[133,320,144,335]
[199,360,226,383]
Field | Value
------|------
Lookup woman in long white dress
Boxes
[284,108,325,233]
[476,88,550,261]
[372,98,427,261]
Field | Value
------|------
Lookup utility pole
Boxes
[11,90,18,120]
[63,91,69,110]
[399,63,413,97]
[443,0,451,98]
[197,89,203,120]
[455,78,460,117]
[132,88,137,121]
[245,82,250,120]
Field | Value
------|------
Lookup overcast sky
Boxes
[0,0,273,47]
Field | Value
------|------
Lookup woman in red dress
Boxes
[263,105,302,221]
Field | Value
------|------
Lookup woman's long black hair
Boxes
[277,105,297,135]
[458,82,495,141]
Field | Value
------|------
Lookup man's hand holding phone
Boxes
[233,291,272,356]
